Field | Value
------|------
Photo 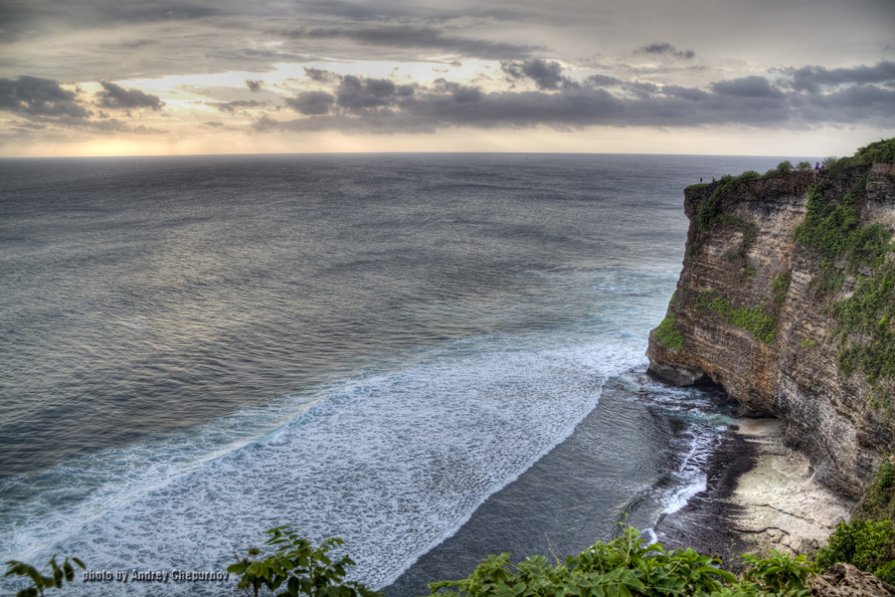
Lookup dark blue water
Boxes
[0,154,785,595]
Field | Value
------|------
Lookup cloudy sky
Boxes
[1,0,893,157]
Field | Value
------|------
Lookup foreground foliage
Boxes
[428,527,814,597]
[817,460,895,585]
[9,524,891,596]
[817,519,895,585]
[229,526,381,597]
[4,555,84,597]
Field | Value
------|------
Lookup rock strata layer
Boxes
[647,162,895,497]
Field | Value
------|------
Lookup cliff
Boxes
[647,142,895,499]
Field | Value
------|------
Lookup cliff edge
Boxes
[647,141,895,499]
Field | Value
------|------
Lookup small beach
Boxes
[657,414,854,569]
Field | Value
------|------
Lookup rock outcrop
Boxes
[647,152,895,498]
[810,563,895,596]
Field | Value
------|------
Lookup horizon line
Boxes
[0,149,824,161]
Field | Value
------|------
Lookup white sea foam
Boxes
[1,340,642,595]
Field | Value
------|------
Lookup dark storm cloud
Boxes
[501,59,574,90]
[254,64,895,134]
[275,25,540,59]
[285,91,335,115]
[780,61,895,92]
[211,99,267,113]
[433,79,483,104]
[711,76,784,98]
[246,79,263,92]
[96,81,164,111]
[637,43,696,60]
[335,75,415,112]
[0,75,89,118]
[0,75,169,136]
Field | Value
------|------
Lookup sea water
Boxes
[0,153,783,595]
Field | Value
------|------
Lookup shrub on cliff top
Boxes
[851,138,895,165]
[821,138,895,177]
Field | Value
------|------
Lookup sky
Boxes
[0,0,893,157]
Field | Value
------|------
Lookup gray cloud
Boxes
[433,79,483,104]
[211,99,267,113]
[245,79,263,92]
[637,43,695,60]
[711,76,784,98]
[335,74,415,112]
[0,76,89,118]
[304,68,339,83]
[586,74,623,88]
[276,25,541,59]
[2,0,892,87]
[0,76,171,136]
[501,59,574,90]
[96,81,164,111]
[781,61,895,92]
[254,65,894,134]
[285,91,335,115]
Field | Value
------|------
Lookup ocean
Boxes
[0,153,784,595]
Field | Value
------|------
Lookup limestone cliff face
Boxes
[648,160,895,498]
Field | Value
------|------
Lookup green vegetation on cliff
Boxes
[696,293,777,344]
[823,138,895,176]
[772,273,791,305]
[817,460,895,585]
[793,178,887,276]
[787,140,895,397]
[654,315,684,351]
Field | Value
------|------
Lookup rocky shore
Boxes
[656,416,853,570]
[727,418,853,556]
